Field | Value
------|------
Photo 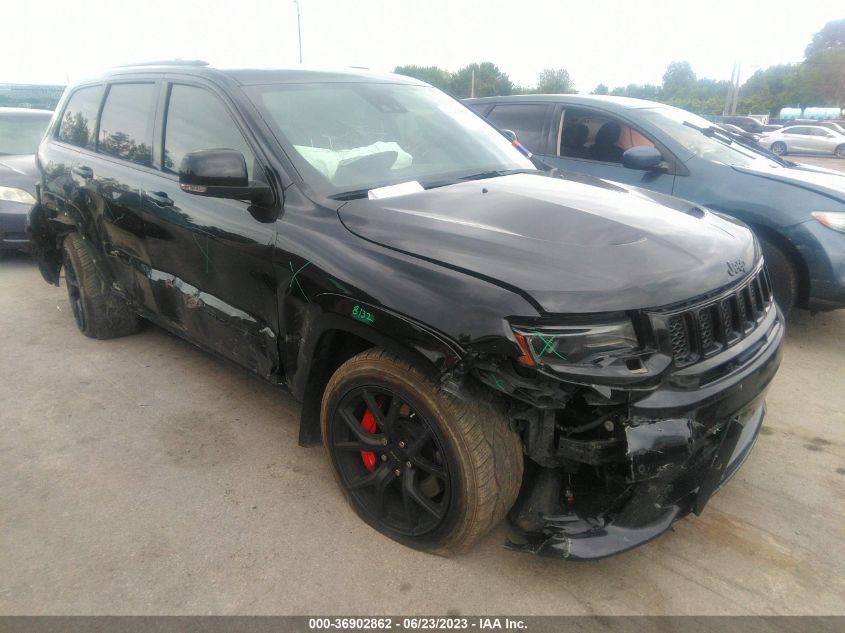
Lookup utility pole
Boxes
[730,61,741,115]
[471,70,475,98]
[722,61,745,116]
[723,61,738,116]
[293,0,302,63]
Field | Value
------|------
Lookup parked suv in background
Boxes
[720,115,769,134]
[30,64,782,559]
[0,107,53,254]
[467,94,845,313]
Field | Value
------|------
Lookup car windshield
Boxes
[639,106,778,168]
[245,82,534,197]
[0,114,52,155]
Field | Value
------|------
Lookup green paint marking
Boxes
[289,261,312,303]
[491,374,507,392]
[192,233,210,273]
[111,213,125,225]
[532,332,569,362]
[352,304,375,324]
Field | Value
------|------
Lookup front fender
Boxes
[290,292,464,400]
[287,292,465,447]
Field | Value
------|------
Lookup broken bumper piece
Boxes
[506,402,764,560]
[505,311,782,561]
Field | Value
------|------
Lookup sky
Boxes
[3,0,843,91]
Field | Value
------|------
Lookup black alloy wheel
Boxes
[328,385,452,538]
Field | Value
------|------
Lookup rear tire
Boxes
[62,233,141,339]
[771,141,787,156]
[759,236,797,317]
[320,348,523,556]
[835,144,845,159]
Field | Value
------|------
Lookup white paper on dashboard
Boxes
[367,181,425,200]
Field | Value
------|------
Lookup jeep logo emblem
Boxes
[726,259,746,276]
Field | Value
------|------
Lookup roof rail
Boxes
[117,60,210,68]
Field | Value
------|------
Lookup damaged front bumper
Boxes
[504,306,783,560]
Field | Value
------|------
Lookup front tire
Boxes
[759,236,798,317]
[320,349,523,556]
[835,144,845,159]
[62,233,141,339]
[771,141,787,156]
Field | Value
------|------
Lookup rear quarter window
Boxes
[57,85,105,149]
[485,103,548,153]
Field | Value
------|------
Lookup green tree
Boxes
[737,19,845,114]
[662,61,697,98]
[450,62,513,98]
[393,65,452,92]
[61,112,90,147]
[592,83,609,95]
[805,18,845,57]
[801,19,845,105]
[535,68,576,94]
[610,83,661,100]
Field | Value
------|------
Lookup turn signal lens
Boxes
[513,332,536,367]
[812,211,845,233]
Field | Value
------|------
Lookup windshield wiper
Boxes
[683,120,735,145]
[457,168,542,182]
[682,120,792,165]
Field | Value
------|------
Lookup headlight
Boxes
[812,211,845,233]
[0,186,36,205]
[512,319,639,368]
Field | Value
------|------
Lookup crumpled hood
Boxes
[732,162,845,204]
[338,173,758,313]
[0,154,38,195]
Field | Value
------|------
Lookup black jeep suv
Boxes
[29,63,783,560]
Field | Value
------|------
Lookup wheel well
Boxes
[297,329,376,446]
[297,325,449,446]
[749,223,810,307]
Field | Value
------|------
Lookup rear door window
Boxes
[57,85,104,149]
[163,84,255,179]
[97,83,156,166]
[485,104,548,153]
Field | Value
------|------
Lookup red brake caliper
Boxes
[360,405,380,472]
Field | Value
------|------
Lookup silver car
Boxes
[759,125,845,158]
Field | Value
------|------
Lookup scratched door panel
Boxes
[140,82,279,377]
[141,179,279,377]
[75,154,157,310]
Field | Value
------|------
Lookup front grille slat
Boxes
[655,266,773,367]
[698,307,715,353]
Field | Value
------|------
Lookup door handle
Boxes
[72,165,93,179]
[143,190,174,207]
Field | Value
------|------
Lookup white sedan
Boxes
[758,125,845,158]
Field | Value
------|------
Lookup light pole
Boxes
[293,0,302,64]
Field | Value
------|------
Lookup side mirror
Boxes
[179,149,271,203]
[500,129,518,143]
[622,145,664,171]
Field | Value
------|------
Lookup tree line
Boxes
[395,18,845,117]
